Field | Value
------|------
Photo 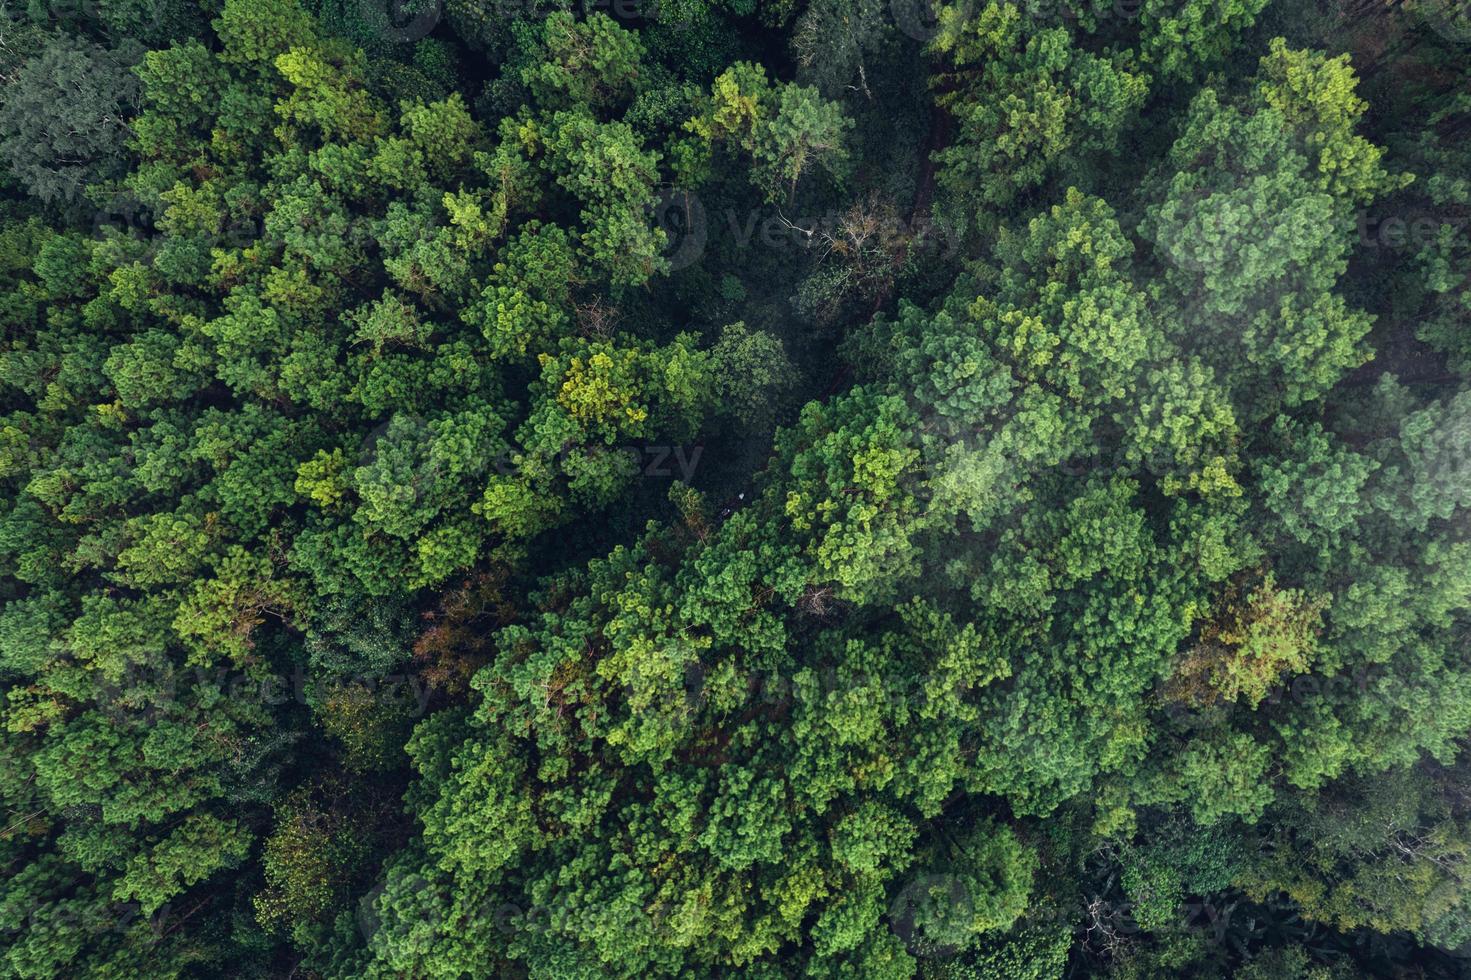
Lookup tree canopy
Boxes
[1,0,1470,976]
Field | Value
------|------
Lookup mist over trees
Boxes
[0,0,1469,975]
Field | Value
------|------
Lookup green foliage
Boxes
[929,2,1147,233]
[0,37,139,203]
[899,820,1039,952]
[921,924,1071,980]
[3,1,1470,977]
[254,783,376,947]
[515,12,644,114]
[687,62,855,202]
[1239,766,1471,948]
[1119,820,1242,931]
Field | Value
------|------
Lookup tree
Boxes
[0,37,139,203]
[928,2,1146,234]
[749,83,853,203]
[2,0,1470,973]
